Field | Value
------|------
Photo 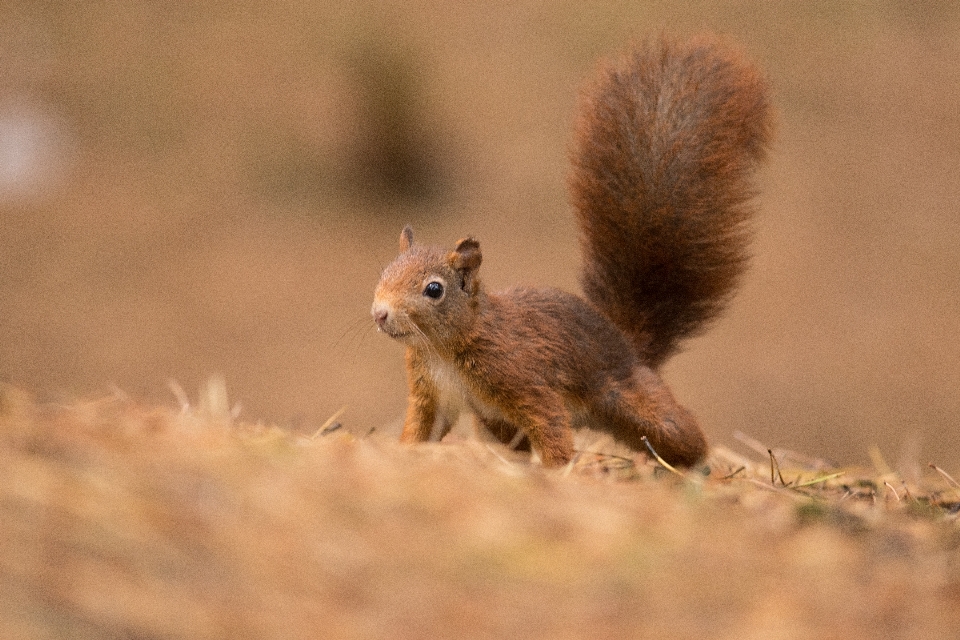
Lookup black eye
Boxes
[423,281,444,299]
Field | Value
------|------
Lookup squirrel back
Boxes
[571,35,772,369]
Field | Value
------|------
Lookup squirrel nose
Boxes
[372,305,389,329]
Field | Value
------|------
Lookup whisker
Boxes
[410,322,440,359]
[332,315,374,352]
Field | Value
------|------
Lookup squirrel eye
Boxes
[423,281,444,299]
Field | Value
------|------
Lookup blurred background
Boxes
[1,1,958,467]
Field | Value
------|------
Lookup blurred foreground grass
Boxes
[1,382,958,639]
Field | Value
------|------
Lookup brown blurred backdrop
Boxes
[1,1,958,467]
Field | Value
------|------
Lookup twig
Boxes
[168,379,191,413]
[562,450,584,477]
[485,444,517,468]
[573,449,636,465]
[734,430,773,457]
[507,430,527,451]
[310,406,347,440]
[745,478,808,502]
[720,466,746,480]
[769,449,787,486]
[869,445,893,475]
[929,463,960,490]
[641,436,684,477]
[884,481,901,502]
[792,471,845,489]
[901,482,915,502]
[734,431,831,469]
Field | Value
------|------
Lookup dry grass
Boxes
[2,381,958,639]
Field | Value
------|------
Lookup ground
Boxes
[2,382,959,639]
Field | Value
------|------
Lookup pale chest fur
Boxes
[424,354,504,426]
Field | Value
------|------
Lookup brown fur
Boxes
[572,34,772,368]
[372,35,772,467]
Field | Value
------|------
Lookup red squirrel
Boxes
[371,35,772,467]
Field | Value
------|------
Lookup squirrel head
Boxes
[372,225,484,350]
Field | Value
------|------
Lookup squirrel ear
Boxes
[451,237,482,272]
[449,237,482,292]
[399,225,415,252]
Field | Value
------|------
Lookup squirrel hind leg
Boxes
[593,368,708,467]
[481,400,576,467]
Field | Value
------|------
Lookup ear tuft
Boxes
[451,237,482,272]
[399,225,415,252]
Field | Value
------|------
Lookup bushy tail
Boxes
[571,35,772,369]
